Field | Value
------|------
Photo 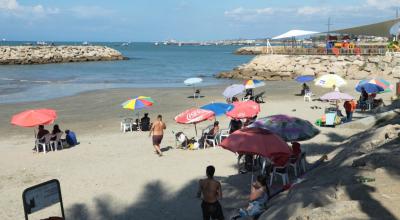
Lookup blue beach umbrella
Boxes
[355,81,384,94]
[295,75,315,83]
[200,103,234,116]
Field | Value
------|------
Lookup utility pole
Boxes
[326,17,333,42]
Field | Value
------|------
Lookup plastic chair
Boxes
[120,118,134,133]
[205,135,217,149]
[35,134,52,154]
[325,112,337,127]
[303,91,312,102]
[50,132,64,151]
[269,163,289,186]
[218,129,230,144]
[288,156,301,177]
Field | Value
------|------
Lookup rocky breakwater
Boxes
[218,53,400,80]
[0,46,125,65]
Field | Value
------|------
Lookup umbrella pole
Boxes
[251,156,254,186]
[194,123,198,137]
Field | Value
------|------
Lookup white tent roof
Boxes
[272,30,319,40]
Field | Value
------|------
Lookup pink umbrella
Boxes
[220,127,291,183]
[226,100,260,119]
[320,91,354,101]
[220,127,291,159]
[175,108,214,136]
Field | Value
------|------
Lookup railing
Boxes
[259,46,390,56]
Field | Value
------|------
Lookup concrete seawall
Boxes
[0,46,125,65]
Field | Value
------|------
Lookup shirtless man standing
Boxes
[197,166,224,220]
[149,114,166,156]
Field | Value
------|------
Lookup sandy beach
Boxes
[0,81,399,219]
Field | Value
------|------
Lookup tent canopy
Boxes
[272,30,319,40]
[331,18,400,38]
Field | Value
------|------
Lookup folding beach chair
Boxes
[325,112,337,127]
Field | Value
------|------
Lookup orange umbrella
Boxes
[11,109,57,127]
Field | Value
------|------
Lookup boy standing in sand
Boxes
[197,166,224,220]
[149,115,166,156]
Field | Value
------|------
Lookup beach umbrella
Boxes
[11,109,57,127]
[121,96,155,111]
[200,103,234,116]
[223,84,245,98]
[184,77,203,99]
[244,79,265,89]
[249,115,320,142]
[220,127,291,183]
[295,75,315,83]
[175,108,214,136]
[226,101,260,119]
[315,74,346,88]
[356,78,393,93]
[320,91,354,101]
[220,127,291,158]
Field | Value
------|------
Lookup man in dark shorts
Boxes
[149,115,166,156]
[197,166,224,220]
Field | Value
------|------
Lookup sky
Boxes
[0,0,399,42]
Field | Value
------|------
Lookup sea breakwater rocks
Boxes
[0,46,125,65]
[217,53,400,81]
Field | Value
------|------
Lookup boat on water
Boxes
[154,42,159,46]
[121,42,130,46]
[82,41,89,45]
[36,41,48,46]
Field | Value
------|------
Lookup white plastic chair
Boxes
[35,134,52,154]
[50,132,64,151]
[288,156,301,177]
[120,118,134,133]
[205,135,217,149]
[218,129,230,144]
[269,163,289,186]
[304,91,312,102]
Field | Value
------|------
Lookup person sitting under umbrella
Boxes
[244,89,254,100]
[301,83,310,95]
[229,118,243,134]
[140,113,151,131]
[51,124,63,141]
[291,142,302,160]
[37,125,49,141]
[231,175,270,220]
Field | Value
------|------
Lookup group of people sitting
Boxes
[37,124,78,150]
[358,87,384,111]
[226,89,265,104]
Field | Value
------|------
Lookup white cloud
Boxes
[366,0,400,10]
[224,7,277,22]
[0,0,59,18]
[297,6,330,15]
[70,6,114,18]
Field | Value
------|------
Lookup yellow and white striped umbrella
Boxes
[314,74,346,89]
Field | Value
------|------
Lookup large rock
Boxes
[0,46,125,65]
[217,50,400,81]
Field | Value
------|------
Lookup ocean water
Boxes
[0,42,253,103]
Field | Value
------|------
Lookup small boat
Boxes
[121,42,129,46]
[154,42,159,46]
[82,41,89,45]
[36,41,47,46]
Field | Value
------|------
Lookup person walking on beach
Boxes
[197,165,224,220]
[149,115,166,156]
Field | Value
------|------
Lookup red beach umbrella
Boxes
[220,127,291,160]
[11,109,57,128]
[226,100,260,119]
[175,108,214,136]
